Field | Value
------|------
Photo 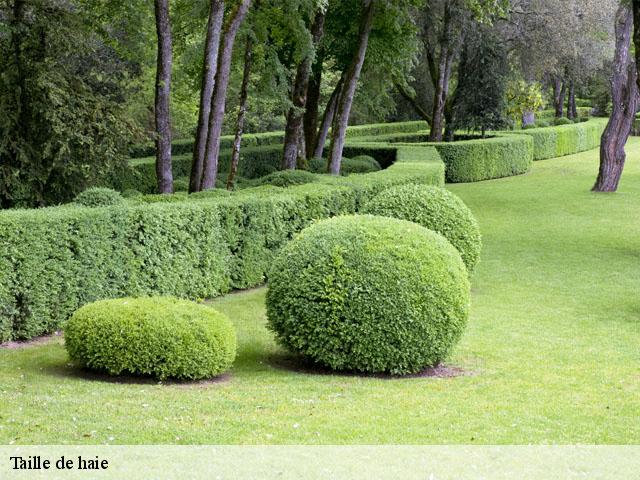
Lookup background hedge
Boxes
[65,297,237,380]
[266,215,470,374]
[0,144,444,342]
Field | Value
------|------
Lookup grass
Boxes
[1,141,639,445]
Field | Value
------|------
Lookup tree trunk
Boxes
[395,81,432,125]
[553,77,565,118]
[313,77,342,160]
[428,1,454,142]
[522,111,535,127]
[282,10,325,170]
[304,53,323,158]
[593,5,638,192]
[189,0,225,193]
[226,36,253,190]
[327,0,375,175]
[201,0,252,190]
[633,0,640,93]
[567,79,576,120]
[154,0,173,194]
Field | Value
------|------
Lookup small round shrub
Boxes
[307,156,328,173]
[362,184,482,273]
[522,124,537,130]
[121,189,142,199]
[534,120,550,128]
[266,215,470,375]
[554,117,573,126]
[249,163,278,179]
[64,297,237,380]
[256,169,317,187]
[341,155,381,175]
[74,187,123,207]
[173,177,190,192]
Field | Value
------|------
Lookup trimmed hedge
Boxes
[129,121,426,159]
[363,185,482,273]
[65,297,236,380]
[514,118,606,160]
[536,108,591,123]
[0,144,444,341]
[341,155,381,175]
[74,188,124,207]
[266,215,470,374]
[430,135,533,183]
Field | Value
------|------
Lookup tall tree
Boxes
[190,0,225,193]
[282,8,326,170]
[327,0,376,175]
[593,4,638,192]
[201,0,253,190]
[154,0,174,193]
[227,35,253,189]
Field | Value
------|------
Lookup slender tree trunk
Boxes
[327,0,375,175]
[154,0,173,193]
[201,0,252,190]
[428,1,454,142]
[189,0,225,193]
[304,53,323,158]
[567,79,576,120]
[633,0,640,93]
[282,10,326,170]
[395,81,432,125]
[313,77,342,160]
[593,5,638,192]
[226,36,253,190]
[553,77,565,118]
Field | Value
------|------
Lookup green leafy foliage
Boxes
[255,170,319,187]
[64,297,237,380]
[516,119,606,160]
[266,215,470,374]
[74,188,124,208]
[506,80,545,128]
[341,155,381,175]
[363,185,482,272]
[554,117,573,126]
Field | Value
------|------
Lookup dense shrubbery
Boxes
[64,297,236,380]
[363,185,482,272]
[307,157,328,173]
[341,155,381,175]
[434,135,533,183]
[255,169,318,187]
[554,117,573,126]
[266,215,470,374]
[0,143,444,341]
[74,188,124,207]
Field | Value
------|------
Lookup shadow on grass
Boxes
[41,361,232,387]
[266,352,471,380]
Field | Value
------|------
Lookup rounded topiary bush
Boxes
[307,156,328,173]
[362,184,481,273]
[534,120,550,128]
[256,169,317,187]
[173,177,190,192]
[341,155,381,175]
[266,215,470,375]
[554,117,572,126]
[64,297,237,380]
[74,187,123,207]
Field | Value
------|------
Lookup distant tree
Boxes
[450,25,508,137]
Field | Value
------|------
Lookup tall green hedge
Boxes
[431,135,533,183]
[0,145,444,342]
[513,118,606,160]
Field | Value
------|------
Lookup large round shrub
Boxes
[266,215,470,375]
[362,184,481,273]
[64,297,237,380]
[74,187,123,207]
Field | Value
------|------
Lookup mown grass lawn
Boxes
[1,141,639,445]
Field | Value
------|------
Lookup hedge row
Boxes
[535,107,591,123]
[129,121,427,159]
[0,145,444,342]
[430,135,533,183]
[513,118,607,160]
